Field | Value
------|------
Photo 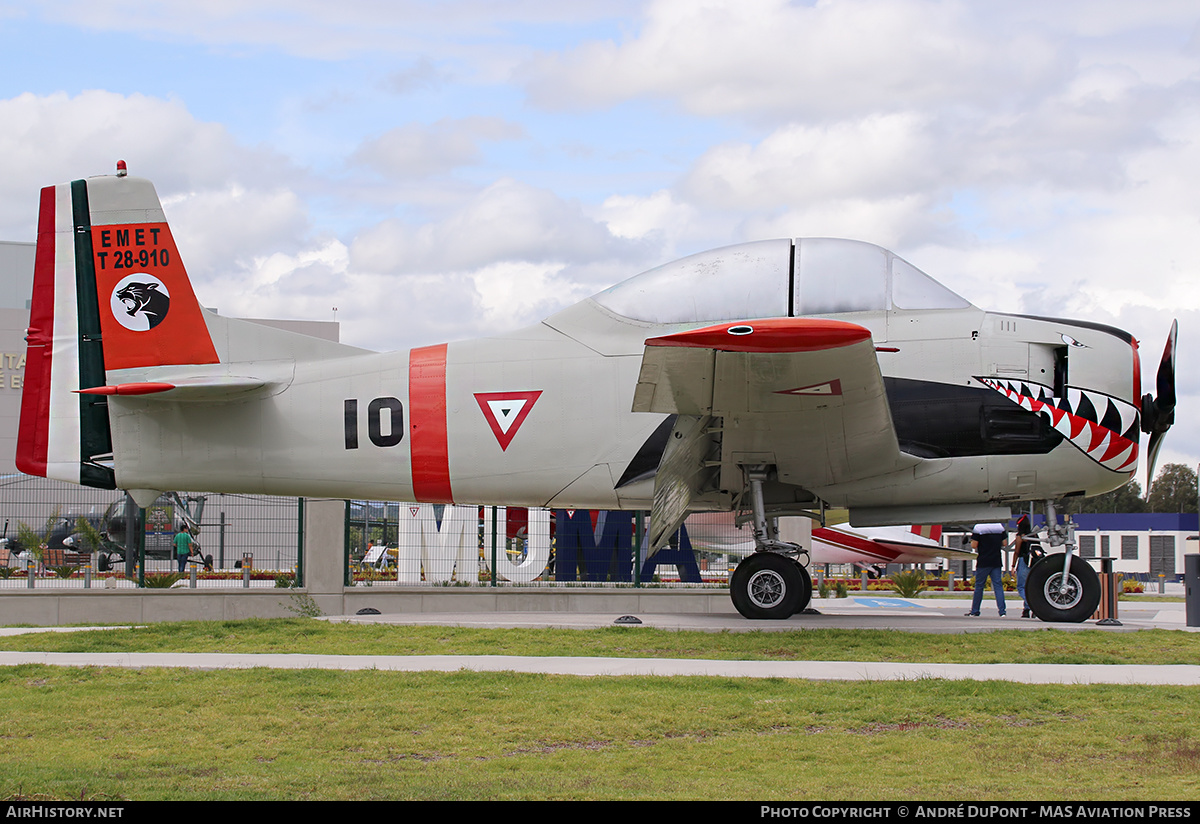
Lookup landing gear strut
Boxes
[1026,499,1101,623]
[729,468,813,620]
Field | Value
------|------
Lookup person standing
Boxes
[966,522,1007,617]
[1011,514,1035,618]
[173,528,193,574]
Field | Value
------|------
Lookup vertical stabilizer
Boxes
[16,173,219,488]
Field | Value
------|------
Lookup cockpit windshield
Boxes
[591,238,970,323]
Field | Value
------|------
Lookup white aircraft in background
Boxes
[680,512,972,570]
[17,165,1177,621]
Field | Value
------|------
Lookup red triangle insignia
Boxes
[474,390,543,451]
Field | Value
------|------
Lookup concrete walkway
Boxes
[0,597,1196,684]
[0,650,1196,684]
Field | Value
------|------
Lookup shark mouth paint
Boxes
[976,377,1140,472]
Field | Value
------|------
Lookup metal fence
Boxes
[0,475,300,588]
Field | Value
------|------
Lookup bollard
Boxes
[860,570,868,593]
[947,571,955,593]
[190,563,197,589]
[1186,555,1200,628]
[242,552,253,588]
[84,557,92,589]
[26,556,34,589]
[1093,558,1121,625]
[1159,574,1166,594]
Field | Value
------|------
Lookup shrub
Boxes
[143,572,182,588]
[891,569,926,598]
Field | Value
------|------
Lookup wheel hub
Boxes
[747,569,786,609]
[1045,572,1082,609]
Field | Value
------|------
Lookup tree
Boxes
[1147,463,1198,514]
[1066,480,1146,515]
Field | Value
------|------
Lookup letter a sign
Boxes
[474,391,543,451]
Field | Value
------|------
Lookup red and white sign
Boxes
[474,391,543,451]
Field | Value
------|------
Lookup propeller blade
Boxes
[1156,319,1177,412]
[1146,430,1167,492]
[1143,319,1178,488]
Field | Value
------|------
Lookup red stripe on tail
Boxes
[15,186,58,477]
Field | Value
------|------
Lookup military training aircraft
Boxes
[16,166,1178,621]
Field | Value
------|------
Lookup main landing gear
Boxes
[729,468,813,620]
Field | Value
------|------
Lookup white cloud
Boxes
[163,187,310,282]
[0,91,295,238]
[350,117,524,179]
[683,113,940,210]
[350,177,636,275]
[524,0,1071,120]
[21,0,638,60]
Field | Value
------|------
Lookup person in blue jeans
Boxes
[174,528,194,573]
[966,522,1007,616]
[1010,514,1037,618]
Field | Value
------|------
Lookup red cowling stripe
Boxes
[409,343,453,503]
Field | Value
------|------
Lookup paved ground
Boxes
[0,649,1196,684]
[331,594,1196,634]
[0,594,1194,685]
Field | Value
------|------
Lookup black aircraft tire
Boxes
[792,564,813,614]
[1026,554,1101,623]
[730,553,803,620]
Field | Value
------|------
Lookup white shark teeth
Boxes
[976,377,1140,472]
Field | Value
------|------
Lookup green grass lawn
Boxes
[0,619,1197,664]
[2,619,1198,801]
[1,665,1197,800]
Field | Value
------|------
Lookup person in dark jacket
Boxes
[966,522,1007,616]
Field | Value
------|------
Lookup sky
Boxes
[0,0,1196,478]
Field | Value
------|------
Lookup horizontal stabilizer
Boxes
[75,375,276,401]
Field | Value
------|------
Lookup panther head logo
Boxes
[110,274,171,331]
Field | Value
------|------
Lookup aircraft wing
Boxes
[633,318,915,491]
[812,526,975,565]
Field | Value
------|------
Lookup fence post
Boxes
[634,511,643,588]
[344,500,352,587]
[296,498,305,587]
[490,506,498,587]
[137,507,146,588]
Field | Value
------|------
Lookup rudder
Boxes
[16,172,219,488]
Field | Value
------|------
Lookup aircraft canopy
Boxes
[592,238,971,324]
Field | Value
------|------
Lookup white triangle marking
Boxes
[486,399,527,435]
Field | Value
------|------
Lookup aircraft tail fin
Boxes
[17,171,219,488]
[910,524,943,543]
